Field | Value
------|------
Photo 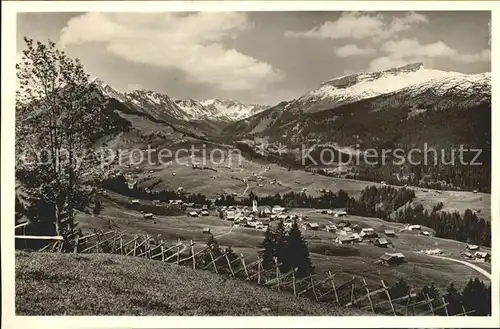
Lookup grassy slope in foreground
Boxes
[15,251,366,316]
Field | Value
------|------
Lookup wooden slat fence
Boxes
[15,229,474,316]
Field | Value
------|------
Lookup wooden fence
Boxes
[16,229,475,316]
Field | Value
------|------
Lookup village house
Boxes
[306,222,320,230]
[384,229,396,236]
[335,233,360,244]
[272,206,286,214]
[360,228,378,239]
[202,228,211,234]
[420,231,431,236]
[325,224,337,233]
[408,224,421,231]
[424,248,442,255]
[379,252,405,266]
[467,244,480,251]
[374,238,389,248]
[474,252,491,262]
[143,213,154,220]
[461,251,474,259]
[131,199,140,205]
[334,210,348,217]
[201,210,210,216]
[188,211,199,217]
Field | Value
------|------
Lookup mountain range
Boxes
[93,62,491,188]
[92,78,269,124]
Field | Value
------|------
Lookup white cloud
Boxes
[285,11,428,40]
[59,12,283,91]
[369,38,491,71]
[334,44,376,57]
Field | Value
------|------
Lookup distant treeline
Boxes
[103,175,211,206]
[215,190,351,209]
[314,156,491,193]
[103,175,490,247]
[345,186,491,247]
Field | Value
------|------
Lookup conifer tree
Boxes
[444,282,462,315]
[258,225,276,270]
[285,220,313,277]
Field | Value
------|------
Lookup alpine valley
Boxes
[93,62,491,193]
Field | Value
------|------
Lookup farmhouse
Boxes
[384,229,396,236]
[425,248,442,255]
[201,210,210,216]
[467,244,480,251]
[474,252,491,262]
[334,210,348,217]
[421,231,431,236]
[408,224,421,231]
[143,213,154,219]
[325,224,337,233]
[461,251,474,259]
[335,234,360,244]
[379,252,405,265]
[374,238,389,247]
[188,211,199,217]
[272,206,286,214]
[225,211,236,220]
[360,228,378,239]
[202,228,211,234]
[306,222,320,230]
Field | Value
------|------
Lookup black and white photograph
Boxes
[2,1,498,328]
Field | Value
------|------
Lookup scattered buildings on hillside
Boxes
[384,229,396,236]
[379,252,405,266]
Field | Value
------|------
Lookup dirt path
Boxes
[424,254,491,280]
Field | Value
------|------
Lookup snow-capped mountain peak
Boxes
[201,98,268,121]
[286,62,477,114]
[90,78,266,122]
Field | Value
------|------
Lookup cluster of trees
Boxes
[259,220,313,278]
[345,185,490,247]
[345,186,415,219]
[388,277,491,316]
[214,190,352,209]
[393,205,491,247]
[103,174,211,206]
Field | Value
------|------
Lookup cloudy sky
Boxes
[17,11,490,105]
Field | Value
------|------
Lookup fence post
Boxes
[257,258,262,285]
[95,231,102,253]
[274,257,280,292]
[311,274,319,301]
[119,237,123,255]
[133,237,138,257]
[190,240,196,269]
[363,278,375,313]
[405,288,412,316]
[327,271,340,305]
[441,297,449,316]
[160,239,165,262]
[209,246,218,274]
[381,280,396,315]
[225,252,235,277]
[292,269,297,296]
[425,293,435,315]
[73,236,79,254]
[176,238,181,265]
[240,254,249,279]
